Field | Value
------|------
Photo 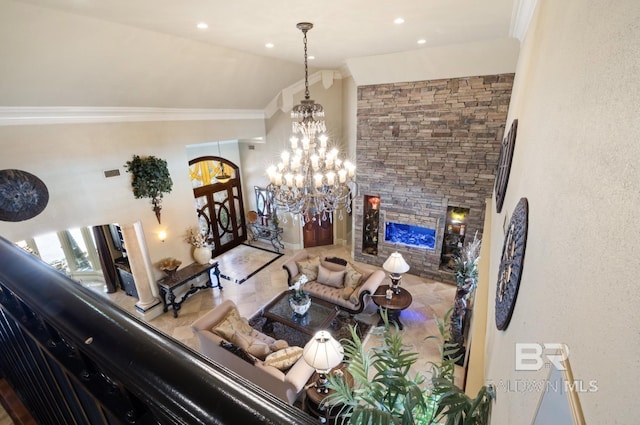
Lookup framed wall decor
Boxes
[0,169,49,222]
[495,197,528,330]
[494,119,518,214]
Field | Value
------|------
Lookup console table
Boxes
[248,222,284,252]
[157,262,221,318]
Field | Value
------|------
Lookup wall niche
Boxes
[440,206,470,271]
[362,195,380,255]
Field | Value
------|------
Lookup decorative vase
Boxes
[289,295,311,316]
[193,247,212,265]
[163,267,179,280]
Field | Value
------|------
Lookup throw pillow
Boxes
[343,263,363,289]
[231,332,271,360]
[219,341,256,365]
[212,307,254,341]
[317,264,346,288]
[269,339,289,352]
[341,287,355,300]
[349,287,362,305]
[263,346,304,371]
[295,256,320,281]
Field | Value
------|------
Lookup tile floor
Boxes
[0,407,10,425]
[0,242,461,424]
[90,242,463,387]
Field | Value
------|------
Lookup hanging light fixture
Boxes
[215,142,231,183]
[266,22,355,225]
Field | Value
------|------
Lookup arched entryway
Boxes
[188,156,246,257]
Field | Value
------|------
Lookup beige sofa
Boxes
[191,300,315,404]
[282,251,386,314]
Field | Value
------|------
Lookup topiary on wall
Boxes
[124,155,173,224]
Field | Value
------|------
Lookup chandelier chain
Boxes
[302,28,310,100]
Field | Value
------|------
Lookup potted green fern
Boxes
[124,155,173,224]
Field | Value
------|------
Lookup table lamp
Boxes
[383,251,410,294]
[303,330,344,393]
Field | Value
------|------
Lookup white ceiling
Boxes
[13,0,516,69]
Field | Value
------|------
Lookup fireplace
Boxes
[353,74,511,280]
[384,221,436,250]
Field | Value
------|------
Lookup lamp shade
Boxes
[383,252,410,274]
[303,331,344,372]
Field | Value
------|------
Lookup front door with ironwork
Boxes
[188,156,246,257]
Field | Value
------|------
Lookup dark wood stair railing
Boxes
[0,236,316,425]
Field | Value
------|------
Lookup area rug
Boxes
[248,310,372,348]
[215,243,283,284]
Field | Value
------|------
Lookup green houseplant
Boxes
[325,310,494,425]
[450,234,481,364]
[124,155,173,224]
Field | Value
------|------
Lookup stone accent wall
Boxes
[354,74,514,282]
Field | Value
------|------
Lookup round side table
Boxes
[304,364,353,424]
[372,285,413,330]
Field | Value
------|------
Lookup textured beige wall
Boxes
[484,0,640,423]
[0,118,263,276]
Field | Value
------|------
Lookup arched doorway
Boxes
[188,156,246,257]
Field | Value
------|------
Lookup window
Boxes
[23,227,101,277]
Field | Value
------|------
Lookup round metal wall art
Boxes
[495,197,528,331]
[494,119,518,214]
[0,169,49,222]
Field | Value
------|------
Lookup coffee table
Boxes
[260,291,340,336]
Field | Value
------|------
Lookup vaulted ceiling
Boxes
[1,0,519,110]
[12,0,516,68]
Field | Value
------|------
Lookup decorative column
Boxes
[121,221,162,317]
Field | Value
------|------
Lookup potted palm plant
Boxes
[325,310,494,425]
[449,234,481,364]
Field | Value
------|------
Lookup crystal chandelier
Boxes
[266,22,356,225]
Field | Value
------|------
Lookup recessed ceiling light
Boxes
[196,22,208,30]
[417,39,427,45]
[308,55,315,60]
[265,42,274,49]
[394,17,405,25]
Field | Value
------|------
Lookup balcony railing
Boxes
[0,236,316,424]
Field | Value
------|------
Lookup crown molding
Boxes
[1,69,342,126]
[510,0,539,42]
[0,106,265,126]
